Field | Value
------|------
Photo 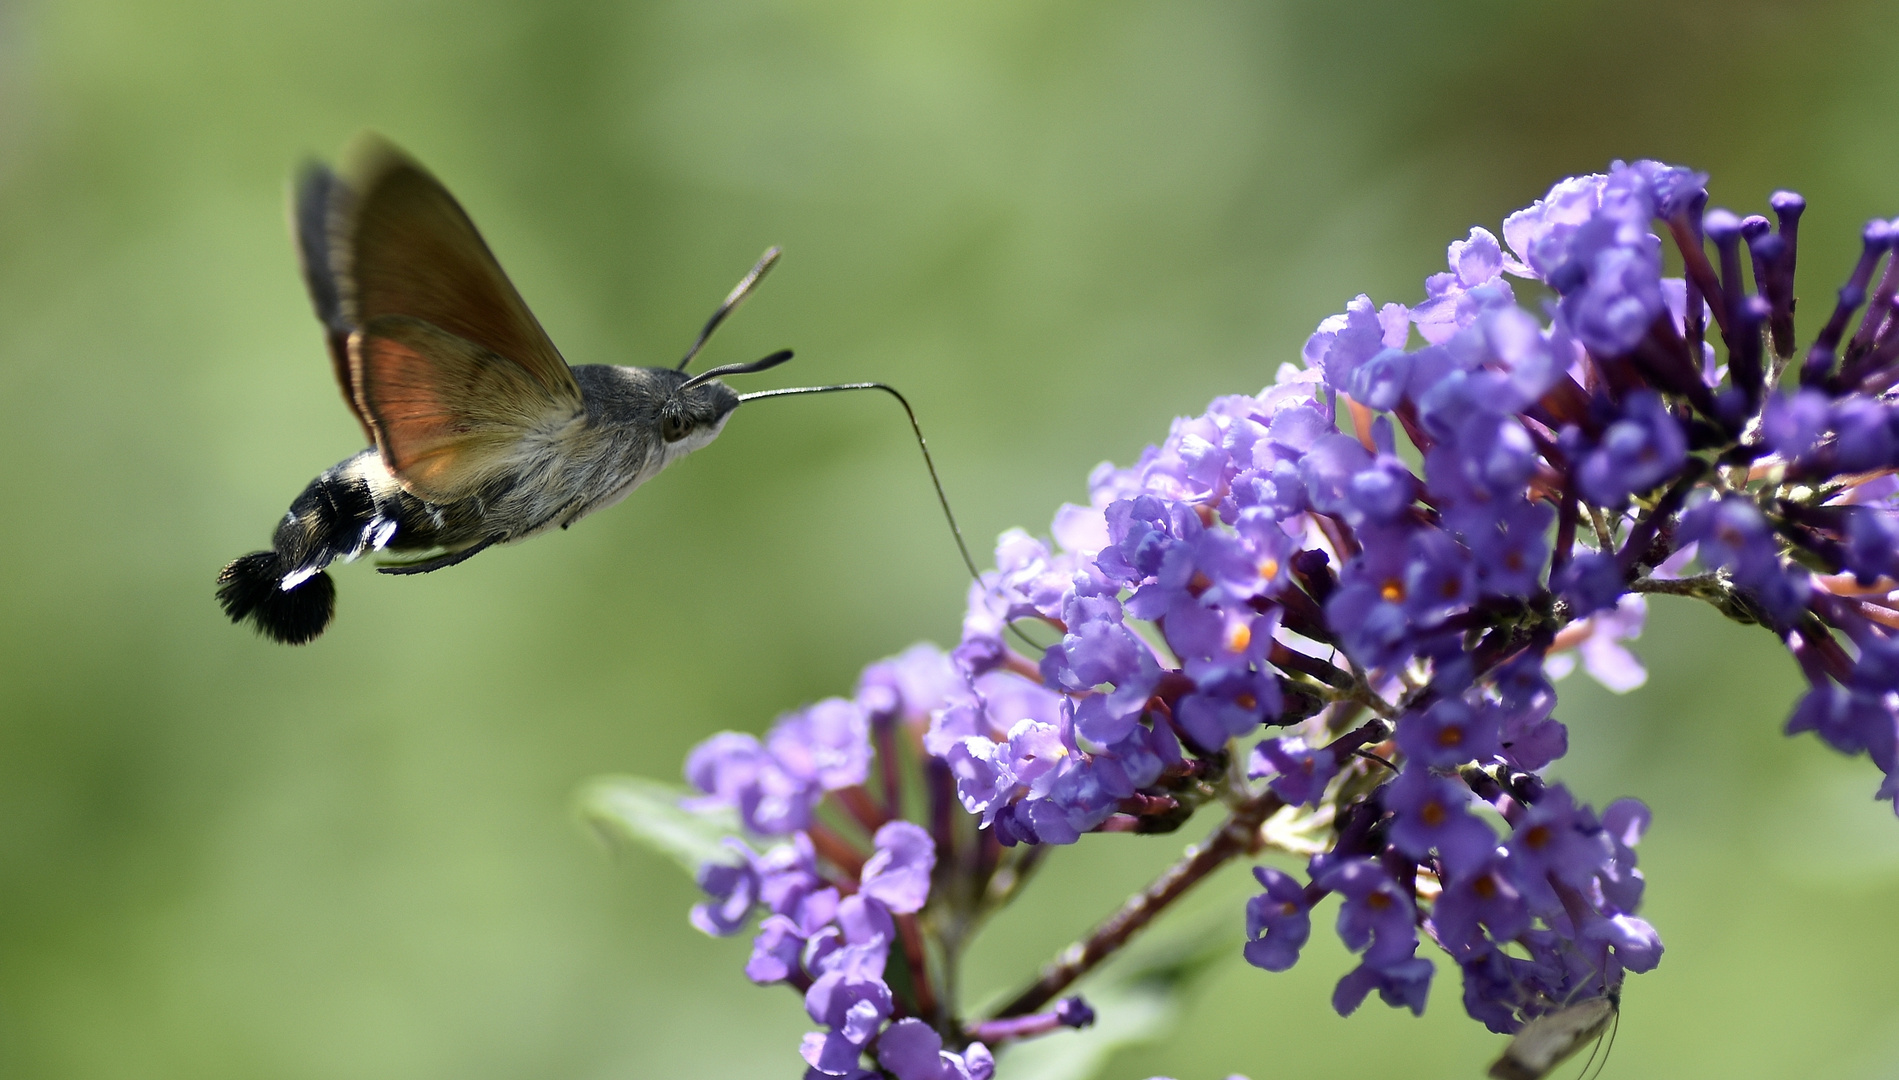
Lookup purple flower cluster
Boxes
[684,646,1091,1077]
[1246,764,1658,1030]
[942,158,1899,1027]
[1230,160,1899,1029]
[686,696,871,836]
[1242,649,1650,1027]
[944,388,1327,844]
[687,682,972,1078]
[664,158,1899,1070]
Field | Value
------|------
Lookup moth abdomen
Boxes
[216,550,337,645]
[218,452,404,644]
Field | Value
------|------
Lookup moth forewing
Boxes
[350,315,585,503]
[337,136,578,401]
[292,163,371,441]
[1486,996,1618,1080]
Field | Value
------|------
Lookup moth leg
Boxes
[550,500,587,531]
[376,535,499,576]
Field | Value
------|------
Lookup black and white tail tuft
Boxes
[216,551,337,645]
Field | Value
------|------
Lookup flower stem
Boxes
[894,912,939,1021]
[983,720,1389,1018]
[986,785,1285,1018]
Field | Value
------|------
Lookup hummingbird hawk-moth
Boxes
[218,135,950,645]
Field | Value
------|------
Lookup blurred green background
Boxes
[3,0,1898,1076]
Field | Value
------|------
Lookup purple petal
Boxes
[860,821,937,914]
[875,1019,945,1080]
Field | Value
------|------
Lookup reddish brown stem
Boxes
[874,722,904,821]
[988,721,1383,1018]
[834,785,892,836]
[1001,651,1047,683]
[893,912,938,1021]
[988,787,1284,1017]
[806,822,866,882]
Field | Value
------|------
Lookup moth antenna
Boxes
[737,382,980,583]
[679,348,795,391]
[1582,1006,1620,1080]
[677,246,782,372]
[1573,1029,1604,1080]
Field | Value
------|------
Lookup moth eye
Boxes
[660,413,692,443]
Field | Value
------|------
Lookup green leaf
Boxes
[991,923,1236,1080]
[576,775,743,878]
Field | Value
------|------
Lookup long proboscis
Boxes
[737,383,980,583]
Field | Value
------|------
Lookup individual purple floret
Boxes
[1551,551,1624,617]
[771,698,873,792]
[1571,392,1687,508]
[1316,857,1419,969]
[860,822,936,914]
[1547,596,1649,694]
[1242,866,1311,972]
[874,1020,994,1080]
[1430,855,1529,960]
[686,699,871,835]
[1249,735,1337,807]
[1333,956,1435,1018]
[1678,494,1812,623]
[690,852,760,937]
[1394,698,1502,770]
[1385,765,1499,876]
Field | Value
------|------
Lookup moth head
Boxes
[663,344,794,448]
[659,374,742,446]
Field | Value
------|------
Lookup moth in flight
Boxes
[219,136,969,645]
